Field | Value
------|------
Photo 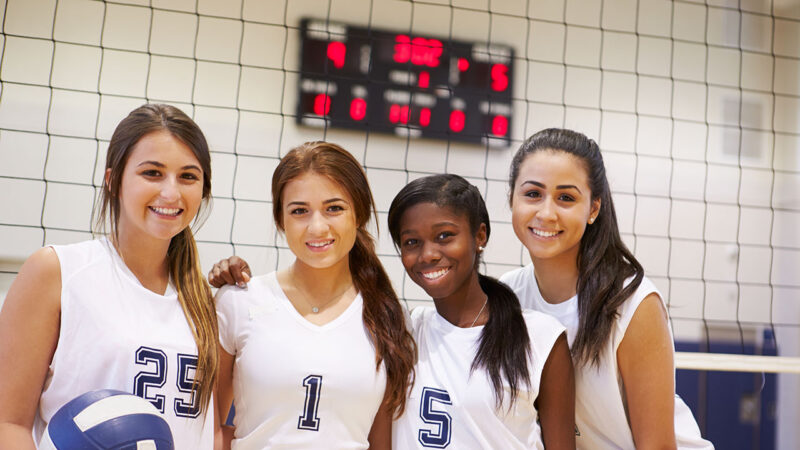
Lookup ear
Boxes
[475,222,488,250]
[104,168,112,193]
[588,197,601,224]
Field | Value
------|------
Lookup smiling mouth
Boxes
[307,239,334,249]
[149,206,183,217]
[531,228,560,238]
[420,267,450,280]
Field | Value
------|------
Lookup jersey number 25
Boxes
[133,346,201,418]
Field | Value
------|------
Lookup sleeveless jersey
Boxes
[35,238,213,449]
[215,272,387,449]
[392,306,566,449]
[501,264,713,449]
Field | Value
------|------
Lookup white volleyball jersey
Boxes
[392,306,566,450]
[34,238,213,450]
[501,264,714,449]
[215,272,387,450]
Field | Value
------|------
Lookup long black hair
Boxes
[388,174,531,407]
[508,128,644,368]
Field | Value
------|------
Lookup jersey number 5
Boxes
[418,387,453,448]
[298,374,323,431]
[133,346,201,418]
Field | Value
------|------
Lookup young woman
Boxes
[213,141,416,449]
[387,174,575,449]
[501,128,713,449]
[0,104,219,449]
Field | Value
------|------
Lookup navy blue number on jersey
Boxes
[133,346,201,417]
[298,375,323,431]
[134,347,167,413]
[175,353,201,418]
[418,387,453,448]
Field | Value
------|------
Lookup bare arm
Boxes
[208,256,251,289]
[367,389,393,450]
[0,247,62,448]
[536,332,576,449]
[215,345,236,450]
[617,293,677,450]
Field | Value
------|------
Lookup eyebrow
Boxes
[137,161,202,172]
[521,180,582,194]
[287,198,349,207]
[398,221,458,237]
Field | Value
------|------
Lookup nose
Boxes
[159,176,181,202]
[538,197,557,222]
[420,240,441,263]
[308,210,330,235]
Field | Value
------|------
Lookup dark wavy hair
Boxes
[272,141,417,417]
[388,174,531,407]
[508,128,644,368]
[94,103,218,413]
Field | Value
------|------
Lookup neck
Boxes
[531,248,580,305]
[113,224,171,294]
[290,258,355,301]
[434,271,488,328]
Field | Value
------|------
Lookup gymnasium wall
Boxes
[0,0,798,446]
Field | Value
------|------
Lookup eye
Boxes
[401,238,418,248]
[290,207,308,215]
[181,172,200,181]
[141,169,161,177]
[523,189,541,199]
[436,231,455,241]
[558,193,575,202]
[327,204,345,213]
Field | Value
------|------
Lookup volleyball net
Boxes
[0,0,799,445]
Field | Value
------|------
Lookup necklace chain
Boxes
[290,268,352,314]
[470,298,488,327]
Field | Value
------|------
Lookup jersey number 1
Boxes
[298,374,323,431]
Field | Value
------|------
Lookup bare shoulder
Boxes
[630,293,669,329]
[619,293,672,360]
[3,247,62,314]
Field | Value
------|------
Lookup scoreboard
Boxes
[296,19,514,146]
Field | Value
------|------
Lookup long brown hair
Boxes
[509,128,644,368]
[272,141,416,417]
[388,174,531,408]
[94,103,218,412]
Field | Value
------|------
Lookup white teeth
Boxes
[150,207,181,216]
[421,268,449,280]
[532,228,559,238]
[308,240,333,247]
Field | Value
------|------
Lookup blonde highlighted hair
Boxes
[94,104,218,413]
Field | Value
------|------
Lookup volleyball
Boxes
[39,389,174,450]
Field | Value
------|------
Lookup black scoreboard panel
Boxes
[296,19,514,146]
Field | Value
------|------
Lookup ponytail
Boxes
[473,274,531,408]
[168,228,219,414]
[95,104,218,414]
[388,174,531,409]
[350,228,417,417]
[271,141,417,418]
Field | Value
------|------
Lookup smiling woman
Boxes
[213,141,415,450]
[386,174,575,449]
[501,128,713,449]
[0,104,218,449]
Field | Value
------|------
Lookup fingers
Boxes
[209,259,235,288]
[207,256,252,289]
[228,256,252,288]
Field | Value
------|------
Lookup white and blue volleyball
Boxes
[39,389,174,450]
